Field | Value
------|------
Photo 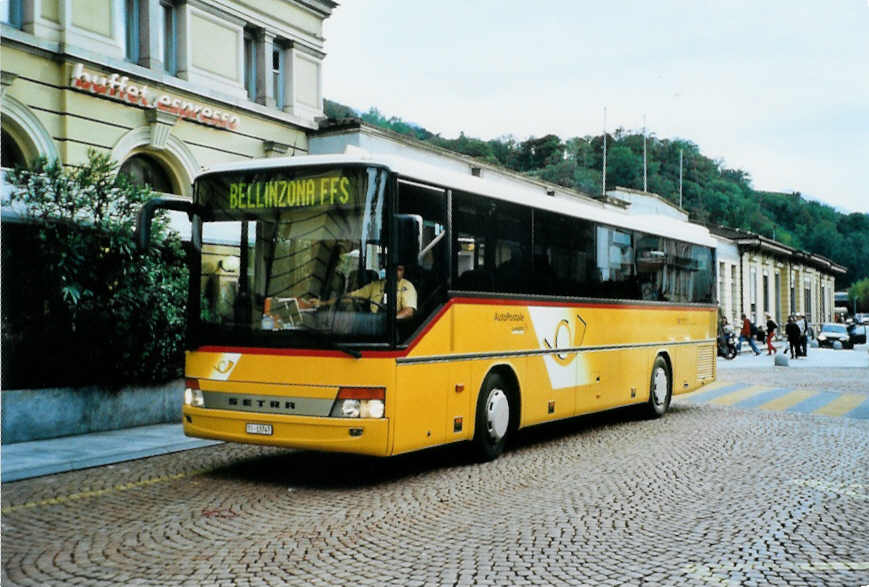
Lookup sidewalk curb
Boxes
[1,424,222,483]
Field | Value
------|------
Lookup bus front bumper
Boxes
[182,406,390,456]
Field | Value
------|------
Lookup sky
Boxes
[322,1,869,214]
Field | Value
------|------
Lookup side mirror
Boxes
[135,196,198,250]
[394,214,421,266]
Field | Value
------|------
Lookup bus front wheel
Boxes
[645,355,671,418]
[472,372,511,462]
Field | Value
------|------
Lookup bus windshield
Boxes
[193,165,390,348]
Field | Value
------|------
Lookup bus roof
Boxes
[199,152,717,248]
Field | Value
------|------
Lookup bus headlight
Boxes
[330,387,385,418]
[184,379,204,407]
[363,399,385,419]
[341,399,361,418]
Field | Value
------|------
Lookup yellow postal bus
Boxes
[137,152,717,461]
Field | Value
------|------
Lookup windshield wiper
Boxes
[297,325,361,359]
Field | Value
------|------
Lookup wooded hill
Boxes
[324,100,868,289]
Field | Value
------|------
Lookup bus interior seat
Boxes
[455,268,494,292]
[530,271,556,296]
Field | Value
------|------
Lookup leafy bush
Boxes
[2,151,188,388]
[849,278,869,313]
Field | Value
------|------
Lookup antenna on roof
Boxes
[679,149,683,208]
[601,107,607,196]
[642,114,647,192]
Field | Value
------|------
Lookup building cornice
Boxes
[189,0,328,51]
[705,222,847,275]
[292,0,339,16]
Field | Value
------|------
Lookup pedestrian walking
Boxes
[738,313,761,356]
[798,313,809,357]
[785,315,801,359]
[765,313,778,355]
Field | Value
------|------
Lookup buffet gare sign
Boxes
[70,64,240,130]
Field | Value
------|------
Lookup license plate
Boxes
[245,423,273,436]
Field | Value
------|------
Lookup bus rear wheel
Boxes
[472,372,511,462]
[645,355,671,418]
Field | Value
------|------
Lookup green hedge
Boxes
[1,152,188,388]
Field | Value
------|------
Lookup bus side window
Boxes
[493,201,531,294]
[533,209,595,298]
[596,226,634,299]
[452,190,495,292]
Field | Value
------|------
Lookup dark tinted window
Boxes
[493,200,531,293]
[450,193,714,303]
[533,209,595,296]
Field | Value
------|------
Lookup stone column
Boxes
[175,2,191,80]
[255,30,276,107]
[136,0,163,71]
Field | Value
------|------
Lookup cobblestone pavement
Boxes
[3,400,868,585]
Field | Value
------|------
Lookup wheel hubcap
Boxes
[652,367,669,406]
[486,388,510,442]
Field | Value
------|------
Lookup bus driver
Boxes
[304,264,417,320]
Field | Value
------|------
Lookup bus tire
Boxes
[472,372,511,462]
[645,355,671,418]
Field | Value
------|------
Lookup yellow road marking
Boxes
[708,385,770,406]
[813,394,868,417]
[758,389,817,411]
[1,469,207,514]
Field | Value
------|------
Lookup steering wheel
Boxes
[334,295,386,313]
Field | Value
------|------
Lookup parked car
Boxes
[848,323,867,345]
[855,313,869,325]
[816,323,853,349]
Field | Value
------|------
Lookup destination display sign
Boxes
[198,169,364,214]
[228,174,353,210]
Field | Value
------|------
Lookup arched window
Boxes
[1,128,27,170]
[119,153,176,194]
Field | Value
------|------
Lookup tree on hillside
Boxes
[516,135,564,171]
[564,137,596,168]
[324,99,357,119]
[429,132,495,161]
[531,159,577,188]
[605,145,642,189]
[488,135,521,169]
